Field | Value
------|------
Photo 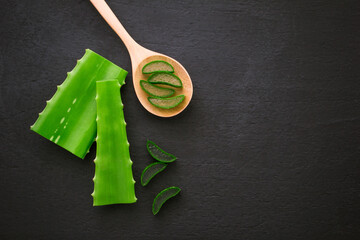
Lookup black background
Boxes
[1,0,360,239]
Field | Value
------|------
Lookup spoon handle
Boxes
[90,0,139,51]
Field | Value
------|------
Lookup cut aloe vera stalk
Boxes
[141,162,167,186]
[148,73,182,88]
[92,79,136,206]
[152,186,181,215]
[148,95,185,109]
[147,140,177,163]
[140,80,175,98]
[30,49,127,159]
[142,60,174,74]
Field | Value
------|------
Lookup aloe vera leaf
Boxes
[148,95,185,109]
[148,72,183,88]
[92,79,136,206]
[147,140,177,163]
[142,60,174,74]
[140,80,175,98]
[141,162,167,186]
[152,186,181,215]
[30,49,127,159]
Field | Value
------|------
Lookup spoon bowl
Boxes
[134,55,193,117]
[90,0,193,117]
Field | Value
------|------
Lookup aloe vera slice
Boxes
[147,140,177,163]
[148,95,185,109]
[30,49,127,159]
[152,186,181,215]
[140,80,175,98]
[141,162,167,186]
[148,72,183,88]
[92,79,136,206]
[142,60,174,74]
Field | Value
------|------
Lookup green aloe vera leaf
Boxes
[147,140,177,163]
[148,72,183,88]
[148,95,185,109]
[92,79,136,206]
[152,186,181,215]
[140,80,175,98]
[30,49,127,159]
[141,162,167,186]
[142,60,174,74]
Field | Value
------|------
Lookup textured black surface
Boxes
[1,0,360,239]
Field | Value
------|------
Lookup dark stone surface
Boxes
[1,0,360,239]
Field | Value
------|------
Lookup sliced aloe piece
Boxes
[140,80,175,98]
[141,162,167,186]
[142,60,174,74]
[148,95,185,109]
[92,79,136,206]
[147,140,177,163]
[30,49,127,159]
[152,186,181,215]
[148,73,182,88]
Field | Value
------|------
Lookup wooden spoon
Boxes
[90,0,193,117]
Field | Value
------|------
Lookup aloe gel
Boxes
[148,72,183,88]
[152,186,181,215]
[141,162,167,186]
[148,95,185,109]
[142,60,174,74]
[140,80,175,98]
[147,140,177,163]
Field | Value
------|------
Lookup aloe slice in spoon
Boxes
[142,60,174,74]
[141,162,167,186]
[147,140,177,163]
[152,186,181,215]
[148,95,185,109]
[148,73,182,88]
[140,80,175,98]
